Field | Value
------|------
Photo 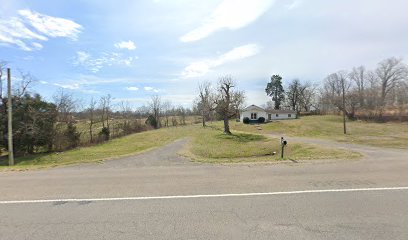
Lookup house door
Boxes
[268,114,271,120]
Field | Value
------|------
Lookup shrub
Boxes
[64,122,81,149]
[145,115,158,129]
[99,127,110,141]
[243,117,250,124]
[258,117,265,123]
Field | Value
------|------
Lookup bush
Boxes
[258,117,265,123]
[64,122,81,149]
[145,115,158,129]
[243,117,250,124]
[99,127,110,141]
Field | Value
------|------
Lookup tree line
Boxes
[321,57,408,121]
[0,62,196,156]
[263,57,408,121]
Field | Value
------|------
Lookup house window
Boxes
[288,114,291,118]
[268,114,271,120]
[251,113,257,119]
[276,114,279,117]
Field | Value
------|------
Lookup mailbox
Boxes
[280,137,287,158]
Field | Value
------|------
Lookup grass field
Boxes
[180,125,360,163]
[225,115,408,149]
[0,117,363,169]
[73,115,201,144]
[0,126,192,170]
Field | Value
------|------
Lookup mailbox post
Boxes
[280,137,287,158]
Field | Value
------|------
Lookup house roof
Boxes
[241,104,297,114]
[241,104,265,112]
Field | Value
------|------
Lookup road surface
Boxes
[1,138,407,239]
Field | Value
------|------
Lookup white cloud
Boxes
[54,83,80,90]
[31,42,43,50]
[126,86,139,91]
[115,40,136,50]
[180,0,274,42]
[18,9,82,40]
[0,9,82,51]
[0,17,47,51]
[144,86,160,92]
[182,44,260,78]
[73,51,137,73]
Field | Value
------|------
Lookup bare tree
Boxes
[105,94,112,130]
[99,94,112,130]
[14,70,36,98]
[149,95,161,128]
[87,98,97,143]
[162,100,172,127]
[215,75,245,135]
[197,81,216,127]
[323,71,351,134]
[300,82,318,112]
[349,66,367,108]
[375,57,408,116]
[395,80,408,119]
[286,79,306,112]
[53,89,77,123]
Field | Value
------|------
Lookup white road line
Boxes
[1,187,408,205]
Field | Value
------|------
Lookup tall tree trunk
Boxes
[202,110,206,127]
[89,121,93,143]
[223,116,231,135]
[342,83,347,134]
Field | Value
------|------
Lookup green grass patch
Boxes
[215,132,267,142]
[0,126,193,170]
[188,129,274,159]
[1,118,366,170]
[181,126,361,163]
[225,115,408,149]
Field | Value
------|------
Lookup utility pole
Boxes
[342,78,347,134]
[7,68,14,166]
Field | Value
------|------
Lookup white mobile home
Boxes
[240,105,296,122]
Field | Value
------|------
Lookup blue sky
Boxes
[1,0,407,108]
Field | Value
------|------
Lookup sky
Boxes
[1,0,407,109]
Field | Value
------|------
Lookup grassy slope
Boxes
[180,126,360,163]
[0,126,192,170]
[227,115,408,149]
[2,116,374,169]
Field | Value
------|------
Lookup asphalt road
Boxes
[1,138,408,239]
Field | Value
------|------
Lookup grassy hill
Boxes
[226,115,408,149]
[8,114,406,169]
[0,116,369,170]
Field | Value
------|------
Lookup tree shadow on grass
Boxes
[215,132,267,142]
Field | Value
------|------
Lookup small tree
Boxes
[64,122,81,149]
[197,81,215,127]
[323,71,351,134]
[87,98,96,143]
[149,95,161,128]
[145,114,158,129]
[99,127,110,141]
